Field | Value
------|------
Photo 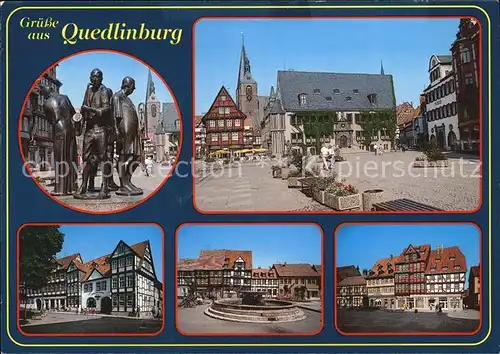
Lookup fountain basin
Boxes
[205,298,307,323]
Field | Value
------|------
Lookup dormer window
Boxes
[454,265,460,270]
[368,93,378,104]
[345,96,352,101]
[313,88,320,94]
[333,89,340,95]
[436,257,441,262]
[443,266,449,271]
[353,89,359,94]
[449,256,455,261]
[298,93,307,107]
[430,266,436,272]
[325,96,332,101]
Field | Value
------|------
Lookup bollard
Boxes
[362,189,385,211]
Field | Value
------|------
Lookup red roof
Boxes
[130,240,150,258]
[337,265,360,281]
[56,254,81,270]
[425,246,467,274]
[367,257,399,278]
[396,102,417,127]
[252,268,277,279]
[273,263,320,278]
[82,254,111,282]
[179,249,252,271]
[397,244,431,263]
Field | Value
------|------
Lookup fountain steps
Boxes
[205,306,307,323]
[211,304,302,317]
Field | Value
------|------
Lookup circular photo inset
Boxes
[19,49,182,214]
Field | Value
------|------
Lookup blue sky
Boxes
[177,224,322,268]
[55,51,173,108]
[195,18,459,114]
[336,224,480,283]
[56,224,163,279]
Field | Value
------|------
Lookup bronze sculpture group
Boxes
[40,68,144,200]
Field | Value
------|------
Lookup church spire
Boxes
[238,32,256,87]
[380,60,385,75]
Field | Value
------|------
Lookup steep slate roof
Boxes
[56,254,81,270]
[337,265,361,282]
[436,55,453,64]
[277,70,395,112]
[161,102,180,132]
[338,275,366,286]
[257,95,268,126]
[425,246,467,274]
[273,263,320,277]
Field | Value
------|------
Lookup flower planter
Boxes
[413,160,449,168]
[312,188,326,204]
[324,193,361,211]
[281,168,290,180]
[288,176,303,188]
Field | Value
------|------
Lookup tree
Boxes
[358,110,397,149]
[20,226,64,292]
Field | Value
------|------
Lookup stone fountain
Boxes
[204,291,307,323]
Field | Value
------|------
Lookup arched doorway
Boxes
[339,135,348,148]
[86,297,96,308]
[437,130,445,150]
[430,134,436,142]
[100,296,112,314]
[447,131,457,149]
[36,299,42,311]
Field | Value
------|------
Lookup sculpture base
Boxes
[116,188,144,196]
[51,191,73,197]
[73,192,111,200]
[58,193,143,212]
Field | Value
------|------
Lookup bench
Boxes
[372,198,443,211]
[298,177,316,197]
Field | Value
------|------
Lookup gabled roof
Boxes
[277,70,395,112]
[396,102,417,126]
[338,275,366,287]
[397,244,431,263]
[273,263,320,277]
[367,257,399,278]
[178,249,252,271]
[56,254,81,270]
[337,265,360,282]
[425,246,466,274]
[202,86,246,122]
[82,254,111,282]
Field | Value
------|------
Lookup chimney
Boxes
[390,254,393,261]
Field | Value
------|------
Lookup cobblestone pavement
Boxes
[178,305,322,334]
[336,309,480,333]
[20,313,162,334]
[195,151,480,211]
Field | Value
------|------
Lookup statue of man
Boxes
[112,77,143,196]
[74,68,112,199]
[40,85,78,196]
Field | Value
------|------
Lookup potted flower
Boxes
[271,165,281,178]
[413,141,448,168]
[324,182,361,210]
[312,176,337,204]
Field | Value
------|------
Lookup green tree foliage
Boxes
[424,139,446,161]
[358,110,397,149]
[293,114,336,154]
[20,226,64,292]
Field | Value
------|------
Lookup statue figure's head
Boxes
[39,85,53,99]
[89,68,103,88]
[121,76,136,96]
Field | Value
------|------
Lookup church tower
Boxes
[146,92,161,141]
[236,34,259,128]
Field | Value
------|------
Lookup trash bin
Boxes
[362,189,385,211]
